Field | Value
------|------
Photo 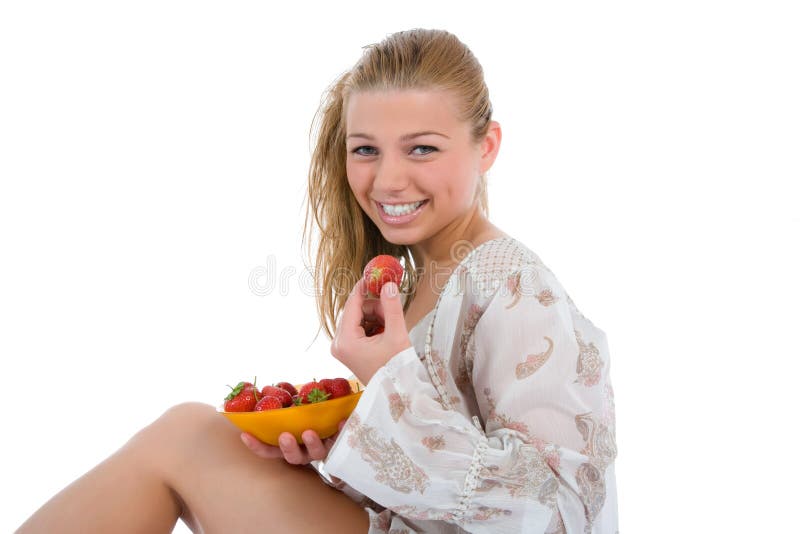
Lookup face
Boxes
[344,89,498,248]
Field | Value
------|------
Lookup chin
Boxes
[381,235,412,246]
[377,229,418,246]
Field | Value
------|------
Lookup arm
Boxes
[324,263,617,533]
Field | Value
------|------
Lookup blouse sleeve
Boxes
[323,263,618,533]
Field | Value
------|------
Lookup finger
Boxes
[240,432,284,460]
[278,432,309,465]
[361,299,384,323]
[340,277,367,334]
[380,281,406,333]
[302,430,329,461]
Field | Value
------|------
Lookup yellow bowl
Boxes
[218,380,364,445]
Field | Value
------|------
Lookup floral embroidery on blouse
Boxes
[483,386,530,437]
[575,328,604,387]
[574,411,617,530]
[576,412,617,469]
[427,348,461,406]
[455,303,484,391]
[483,386,564,473]
[460,303,484,358]
[427,348,447,385]
[388,392,409,422]
[390,504,511,523]
[421,435,445,452]
[344,412,430,494]
[537,287,558,306]
[576,462,607,529]
[480,444,558,502]
[505,270,523,309]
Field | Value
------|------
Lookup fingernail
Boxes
[240,434,251,447]
[384,282,397,298]
[280,435,293,447]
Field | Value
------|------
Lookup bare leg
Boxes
[17,402,370,533]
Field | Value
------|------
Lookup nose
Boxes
[373,153,410,194]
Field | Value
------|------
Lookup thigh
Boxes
[142,402,370,533]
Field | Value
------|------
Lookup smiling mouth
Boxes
[378,200,427,216]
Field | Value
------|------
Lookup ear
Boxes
[478,120,502,175]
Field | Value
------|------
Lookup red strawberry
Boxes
[224,380,260,412]
[298,379,330,404]
[363,255,404,298]
[261,385,293,407]
[318,378,335,397]
[254,396,283,411]
[324,377,353,399]
[275,381,298,397]
[363,321,384,336]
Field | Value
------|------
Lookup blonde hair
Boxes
[302,28,494,340]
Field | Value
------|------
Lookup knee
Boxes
[137,402,221,460]
[156,402,219,434]
[161,401,216,422]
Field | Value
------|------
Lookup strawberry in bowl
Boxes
[218,377,363,445]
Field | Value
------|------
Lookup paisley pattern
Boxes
[574,412,618,532]
[390,503,512,523]
[576,412,617,469]
[576,462,606,532]
[344,413,430,494]
[575,329,604,387]
[515,335,555,379]
[321,236,618,533]
[455,303,485,390]
[480,445,558,501]
[505,270,523,308]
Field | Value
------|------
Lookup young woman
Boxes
[18,29,618,533]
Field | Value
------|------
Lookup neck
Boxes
[409,208,506,292]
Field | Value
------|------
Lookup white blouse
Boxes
[315,236,619,533]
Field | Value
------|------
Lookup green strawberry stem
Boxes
[308,387,330,403]
[225,381,246,401]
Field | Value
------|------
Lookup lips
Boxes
[375,199,429,225]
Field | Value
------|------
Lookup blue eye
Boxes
[350,145,437,156]
[352,146,377,156]
[412,145,437,155]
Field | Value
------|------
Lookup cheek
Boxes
[345,163,363,193]
[429,161,476,204]
[345,169,371,211]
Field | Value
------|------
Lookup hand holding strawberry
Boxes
[331,275,412,386]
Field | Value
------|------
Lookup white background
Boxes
[1,1,798,532]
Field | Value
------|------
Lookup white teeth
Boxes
[381,200,424,216]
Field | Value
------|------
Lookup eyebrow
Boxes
[345,131,450,141]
